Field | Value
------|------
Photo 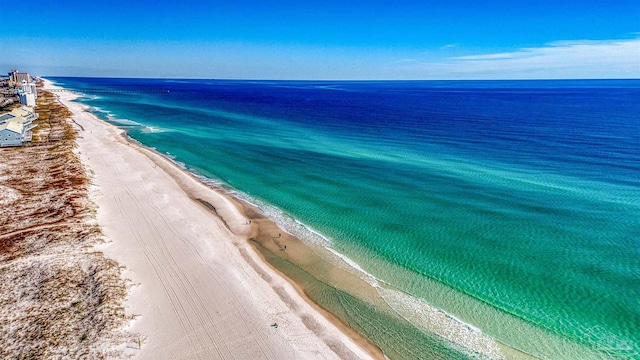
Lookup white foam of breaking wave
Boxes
[140,126,169,133]
[110,118,140,126]
[376,286,503,359]
[228,192,334,249]
[325,247,381,286]
[161,152,183,167]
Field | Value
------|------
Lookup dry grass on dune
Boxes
[0,90,135,359]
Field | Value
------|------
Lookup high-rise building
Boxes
[8,69,32,84]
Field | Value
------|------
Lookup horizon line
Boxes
[37,75,640,82]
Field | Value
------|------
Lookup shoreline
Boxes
[44,79,381,359]
[120,121,387,359]
[42,79,539,360]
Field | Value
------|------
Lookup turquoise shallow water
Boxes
[51,78,640,359]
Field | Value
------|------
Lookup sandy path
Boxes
[45,81,373,360]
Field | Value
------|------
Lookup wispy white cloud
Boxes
[396,38,640,79]
[453,51,534,61]
[439,43,459,50]
[453,38,639,62]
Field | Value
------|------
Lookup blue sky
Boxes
[1,0,639,79]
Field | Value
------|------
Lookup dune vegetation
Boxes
[0,88,135,359]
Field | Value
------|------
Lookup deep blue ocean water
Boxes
[49,77,640,359]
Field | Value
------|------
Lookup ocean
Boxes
[49,77,640,359]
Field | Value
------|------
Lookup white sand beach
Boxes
[43,80,376,359]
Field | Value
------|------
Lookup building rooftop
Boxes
[10,106,35,117]
[0,113,15,123]
[2,106,37,123]
[1,120,24,134]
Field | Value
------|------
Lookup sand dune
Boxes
[0,89,131,359]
